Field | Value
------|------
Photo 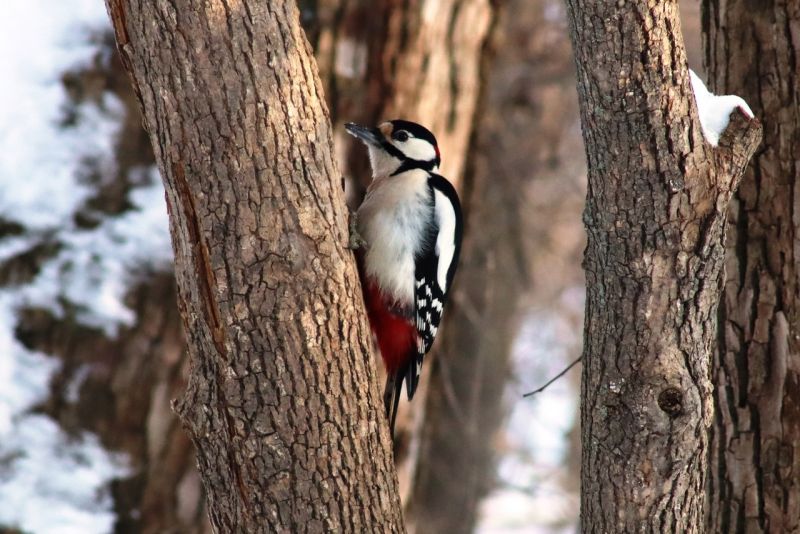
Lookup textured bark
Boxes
[704,2,800,532]
[106,1,402,531]
[565,1,761,531]
[407,1,581,531]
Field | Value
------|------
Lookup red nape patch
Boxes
[434,144,441,159]
[362,280,416,373]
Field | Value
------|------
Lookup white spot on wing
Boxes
[434,189,457,291]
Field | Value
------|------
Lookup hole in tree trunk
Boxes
[658,387,684,418]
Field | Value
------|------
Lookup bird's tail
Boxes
[383,370,405,438]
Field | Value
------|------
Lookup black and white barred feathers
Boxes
[405,174,463,398]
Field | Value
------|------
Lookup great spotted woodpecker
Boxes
[346,119,463,436]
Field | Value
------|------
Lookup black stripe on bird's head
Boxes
[345,119,440,177]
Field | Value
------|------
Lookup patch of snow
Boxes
[689,69,754,147]
[479,489,578,534]
[0,415,129,534]
[0,1,121,230]
[65,364,92,404]
[0,1,173,532]
[0,299,59,435]
[19,166,172,336]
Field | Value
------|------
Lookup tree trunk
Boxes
[407,0,582,531]
[704,2,800,532]
[301,0,496,505]
[565,1,761,531]
[105,1,403,531]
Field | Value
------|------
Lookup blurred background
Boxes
[0,1,703,532]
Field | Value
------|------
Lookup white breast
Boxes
[357,169,432,306]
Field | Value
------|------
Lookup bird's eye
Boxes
[394,131,409,142]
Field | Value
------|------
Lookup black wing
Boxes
[405,174,463,399]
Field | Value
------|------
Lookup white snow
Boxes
[0,415,129,534]
[689,69,754,147]
[0,1,173,532]
[19,166,173,335]
[0,1,122,230]
[0,300,59,435]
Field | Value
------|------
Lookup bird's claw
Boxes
[347,213,367,250]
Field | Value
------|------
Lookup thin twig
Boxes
[523,356,582,398]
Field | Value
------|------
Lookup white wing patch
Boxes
[408,175,461,401]
[434,189,457,291]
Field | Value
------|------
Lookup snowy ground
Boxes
[0,2,171,532]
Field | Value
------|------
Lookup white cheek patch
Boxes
[400,138,437,162]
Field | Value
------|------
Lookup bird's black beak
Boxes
[345,122,382,146]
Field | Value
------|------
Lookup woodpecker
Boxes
[346,119,463,436]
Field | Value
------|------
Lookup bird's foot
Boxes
[347,214,367,250]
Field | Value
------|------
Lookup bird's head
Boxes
[345,119,440,177]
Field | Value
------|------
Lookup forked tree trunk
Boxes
[704,2,800,532]
[105,1,402,531]
[565,1,761,530]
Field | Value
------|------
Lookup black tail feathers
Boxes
[383,369,406,438]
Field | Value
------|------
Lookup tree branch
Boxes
[523,357,582,398]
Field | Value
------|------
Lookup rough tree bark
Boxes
[105,1,403,531]
[565,1,761,531]
[704,2,800,532]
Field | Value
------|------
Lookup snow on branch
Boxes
[689,69,755,147]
